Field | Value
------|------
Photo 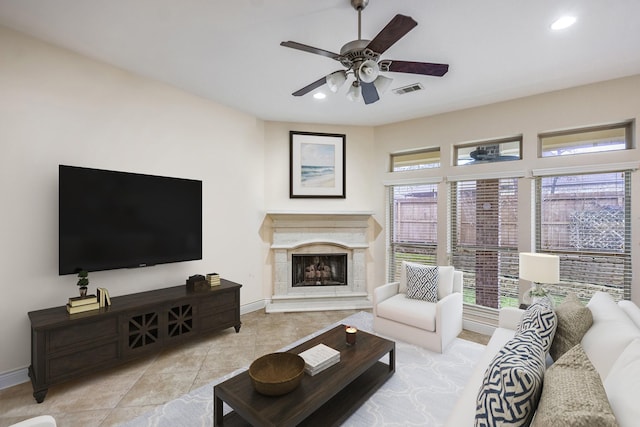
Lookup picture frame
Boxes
[290,131,346,198]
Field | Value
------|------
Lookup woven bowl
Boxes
[248,352,305,396]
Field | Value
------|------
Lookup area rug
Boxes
[120,312,485,427]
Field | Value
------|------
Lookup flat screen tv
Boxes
[59,165,202,275]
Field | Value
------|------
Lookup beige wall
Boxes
[261,122,384,300]
[0,26,267,376]
[374,74,640,303]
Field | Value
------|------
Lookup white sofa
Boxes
[9,416,56,427]
[446,291,640,426]
[373,263,463,353]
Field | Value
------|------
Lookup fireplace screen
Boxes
[292,254,347,287]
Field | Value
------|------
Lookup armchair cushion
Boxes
[406,263,438,302]
[376,293,437,332]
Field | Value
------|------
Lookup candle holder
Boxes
[345,326,357,345]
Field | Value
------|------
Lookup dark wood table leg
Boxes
[214,389,223,426]
[33,388,48,404]
[389,345,395,373]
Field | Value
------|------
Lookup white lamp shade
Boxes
[326,71,347,93]
[358,60,379,83]
[373,75,393,94]
[346,82,361,101]
[519,252,560,283]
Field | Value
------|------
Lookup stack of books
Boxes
[298,344,340,376]
[66,294,100,314]
[206,273,221,287]
[97,287,111,307]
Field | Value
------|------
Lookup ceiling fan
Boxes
[280,0,449,105]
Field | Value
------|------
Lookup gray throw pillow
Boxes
[550,293,593,361]
[532,343,618,427]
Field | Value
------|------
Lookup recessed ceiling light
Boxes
[313,92,326,100]
[551,16,577,30]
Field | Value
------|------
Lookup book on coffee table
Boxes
[298,343,340,376]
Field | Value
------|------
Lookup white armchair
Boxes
[373,262,463,353]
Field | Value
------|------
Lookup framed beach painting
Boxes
[290,131,346,198]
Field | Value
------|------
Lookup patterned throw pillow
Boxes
[516,299,557,353]
[405,263,438,302]
[549,293,593,361]
[475,329,546,427]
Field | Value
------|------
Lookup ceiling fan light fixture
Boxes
[358,59,379,83]
[346,82,361,102]
[373,75,393,94]
[326,70,347,92]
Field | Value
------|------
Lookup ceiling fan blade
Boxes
[280,41,341,60]
[361,82,380,104]
[291,76,328,97]
[380,60,449,76]
[366,14,417,55]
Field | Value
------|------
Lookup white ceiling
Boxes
[1,0,640,126]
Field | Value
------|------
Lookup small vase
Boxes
[79,287,88,297]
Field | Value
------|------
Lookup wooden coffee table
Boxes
[214,324,395,426]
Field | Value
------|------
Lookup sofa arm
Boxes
[373,282,400,315]
[499,307,525,330]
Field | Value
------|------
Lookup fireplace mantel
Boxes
[265,211,374,313]
[267,211,373,227]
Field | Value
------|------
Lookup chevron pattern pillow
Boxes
[475,329,546,427]
[405,263,438,302]
[516,299,557,353]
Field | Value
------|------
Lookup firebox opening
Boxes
[292,254,348,287]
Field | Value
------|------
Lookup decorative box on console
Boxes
[186,274,208,291]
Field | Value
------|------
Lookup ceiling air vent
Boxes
[393,83,424,95]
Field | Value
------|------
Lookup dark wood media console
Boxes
[27,279,242,403]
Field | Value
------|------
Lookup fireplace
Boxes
[292,254,347,287]
[266,212,373,312]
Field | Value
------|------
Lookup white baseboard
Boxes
[240,299,266,315]
[0,367,29,391]
[463,319,496,336]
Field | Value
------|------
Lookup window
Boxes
[388,183,438,282]
[536,171,631,302]
[391,148,440,171]
[450,178,519,308]
[540,121,632,157]
[455,137,522,166]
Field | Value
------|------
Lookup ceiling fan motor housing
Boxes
[339,39,378,69]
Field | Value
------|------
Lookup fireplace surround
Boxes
[266,212,373,312]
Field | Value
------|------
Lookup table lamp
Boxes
[519,252,560,303]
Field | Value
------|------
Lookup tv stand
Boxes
[28,279,241,403]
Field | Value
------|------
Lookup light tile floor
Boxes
[0,310,489,427]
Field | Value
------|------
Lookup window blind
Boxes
[535,171,631,301]
[391,148,441,171]
[450,177,519,309]
[387,183,438,282]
